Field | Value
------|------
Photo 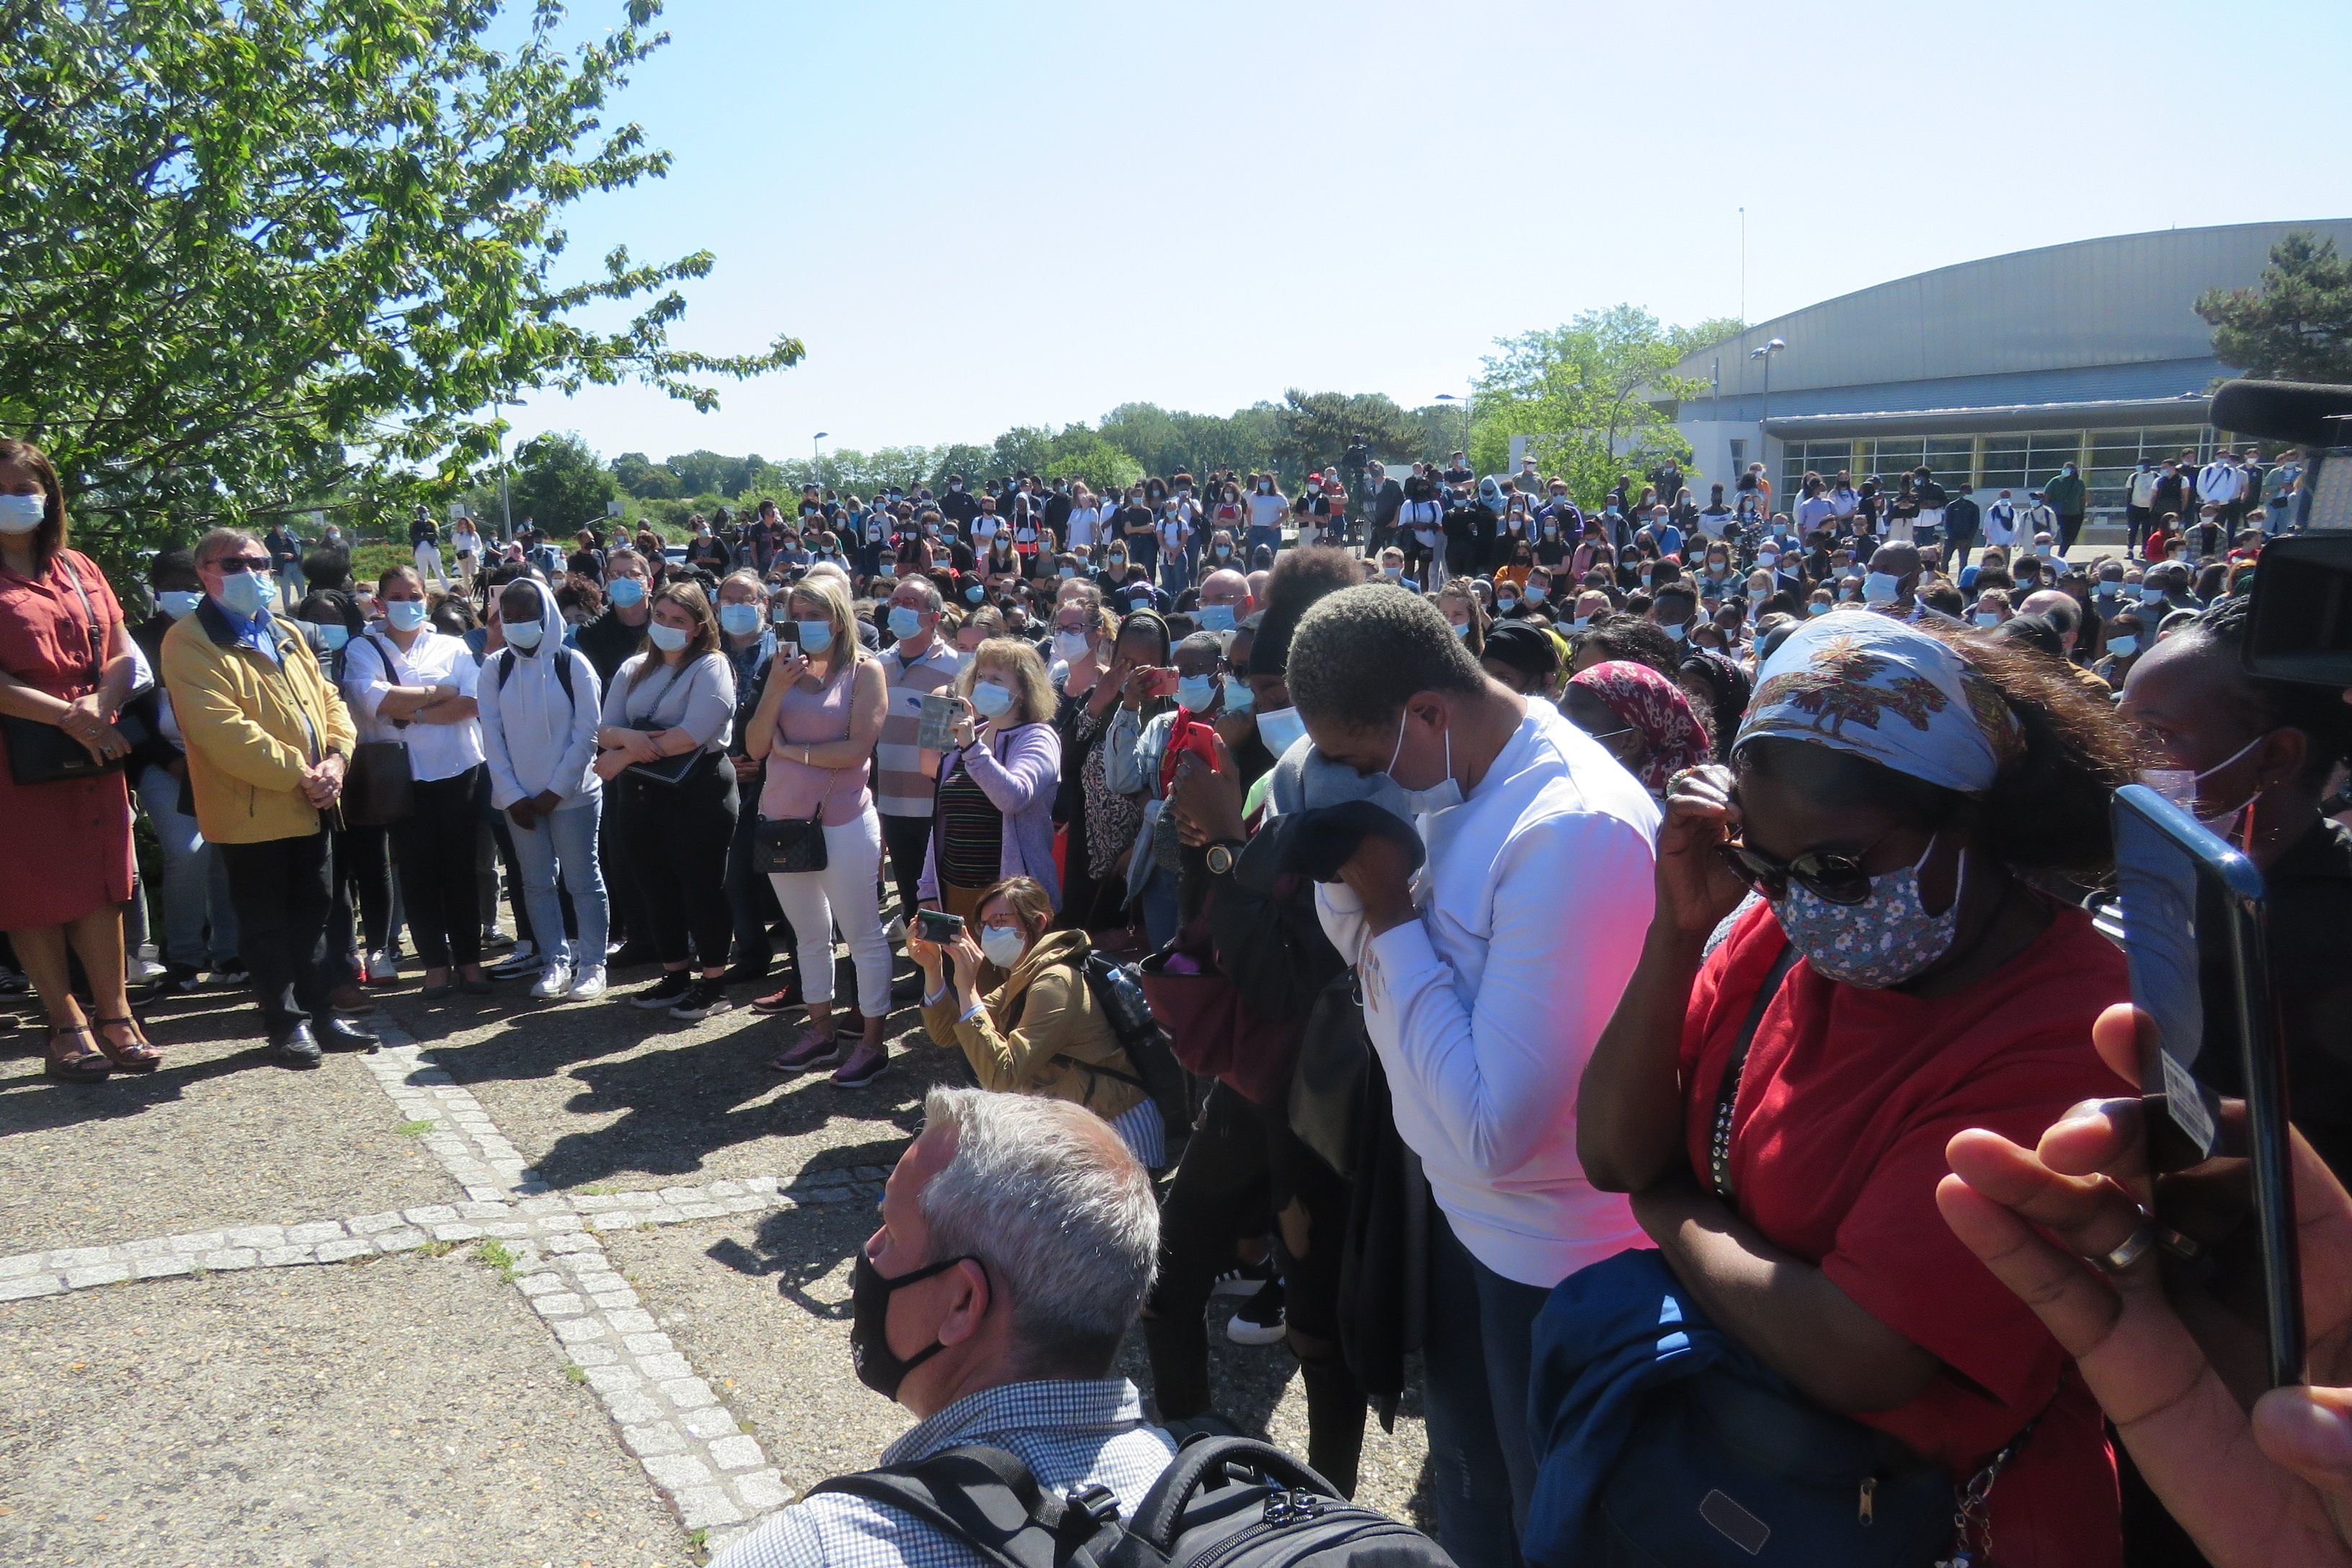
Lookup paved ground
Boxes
[0,954,1437,1562]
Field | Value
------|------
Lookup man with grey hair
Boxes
[714,1088,1170,1568]
[875,573,962,927]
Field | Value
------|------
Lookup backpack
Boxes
[493,644,576,710]
[808,1435,1454,1568]
[1065,950,1195,1150]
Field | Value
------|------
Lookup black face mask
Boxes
[848,1249,981,1399]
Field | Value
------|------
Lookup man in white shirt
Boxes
[1284,584,1657,1567]
[2196,451,2246,513]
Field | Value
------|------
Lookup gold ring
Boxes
[2088,1226,2155,1275]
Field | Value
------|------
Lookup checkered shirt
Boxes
[712,1378,1176,1568]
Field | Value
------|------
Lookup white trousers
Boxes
[767,807,893,1018]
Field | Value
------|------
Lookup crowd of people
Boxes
[3,428,2346,1568]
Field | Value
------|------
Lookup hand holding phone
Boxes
[914,908,966,945]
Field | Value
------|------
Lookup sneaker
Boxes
[488,943,542,980]
[767,1023,845,1074]
[166,963,205,994]
[1211,1255,1278,1299]
[1225,1278,1286,1346]
[0,966,26,995]
[365,950,398,984]
[669,978,735,1021]
[129,955,168,983]
[529,965,574,1000]
[209,958,250,987]
[830,1041,889,1088]
[749,978,804,1015]
[480,925,515,951]
[884,914,908,945]
[569,965,609,1001]
[629,971,694,1010]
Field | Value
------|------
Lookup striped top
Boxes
[874,639,964,818]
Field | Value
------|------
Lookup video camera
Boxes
[2219,380,2352,687]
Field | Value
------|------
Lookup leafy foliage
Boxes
[1469,305,1710,506]
[2197,233,2352,386]
[511,431,615,531]
[0,0,801,561]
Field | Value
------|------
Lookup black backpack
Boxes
[808,1435,1455,1567]
[1067,950,1195,1151]
[493,644,577,710]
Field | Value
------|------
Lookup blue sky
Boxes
[507,0,2352,465]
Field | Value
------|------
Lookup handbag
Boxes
[341,740,416,827]
[1135,949,1298,1105]
[755,807,829,873]
[619,664,714,786]
[3,553,134,786]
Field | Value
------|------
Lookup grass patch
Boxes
[687,1528,709,1553]
[394,1118,437,1136]
[578,1183,612,1196]
[422,1238,457,1258]
[477,1239,520,1283]
[564,1364,587,1386]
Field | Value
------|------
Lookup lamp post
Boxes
[1748,337,1786,482]
[1435,391,1470,465]
[812,431,829,477]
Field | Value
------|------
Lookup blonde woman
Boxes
[919,636,1062,919]
[747,574,894,1086]
[592,580,739,1020]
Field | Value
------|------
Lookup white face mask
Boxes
[0,492,45,533]
[1253,704,1307,757]
[1052,630,1091,663]
[1381,705,1464,816]
[978,922,1029,970]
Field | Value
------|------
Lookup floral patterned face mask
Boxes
[1773,834,1963,989]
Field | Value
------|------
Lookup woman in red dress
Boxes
[0,440,156,1080]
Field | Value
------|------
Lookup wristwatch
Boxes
[1204,841,1242,876]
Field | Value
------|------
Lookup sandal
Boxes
[93,1015,163,1074]
[43,1025,113,1083]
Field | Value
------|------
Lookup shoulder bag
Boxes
[622,660,715,787]
[3,553,143,785]
[340,633,415,826]
[755,806,829,873]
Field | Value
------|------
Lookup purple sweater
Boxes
[918,720,1064,909]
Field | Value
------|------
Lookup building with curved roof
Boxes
[1668,218,2352,518]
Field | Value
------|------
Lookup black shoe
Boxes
[270,1025,324,1069]
[487,943,542,980]
[318,1019,380,1053]
[718,959,772,986]
[629,971,694,1010]
[1210,1255,1278,1298]
[419,981,455,1001]
[608,941,661,970]
[210,958,250,987]
[1226,1278,1286,1346]
[458,977,494,996]
[166,963,205,994]
[667,979,735,1021]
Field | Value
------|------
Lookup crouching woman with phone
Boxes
[908,874,1162,1169]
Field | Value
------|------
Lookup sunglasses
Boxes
[214,556,272,574]
[1714,824,1904,907]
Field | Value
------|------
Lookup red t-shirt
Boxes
[1679,899,2127,1568]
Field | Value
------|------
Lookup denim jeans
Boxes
[509,798,608,971]
[134,762,239,968]
[1422,1211,1549,1568]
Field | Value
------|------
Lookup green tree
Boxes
[666,450,754,497]
[1271,391,1421,481]
[512,432,616,533]
[1470,306,1707,504]
[2197,232,2352,385]
[1043,432,1143,494]
[612,452,682,499]
[0,0,801,561]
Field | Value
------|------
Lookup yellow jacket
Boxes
[161,602,355,844]
[919,930,1147,1124]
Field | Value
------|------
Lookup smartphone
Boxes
[915,692,959,752]
[2112,783,2304,1390]
[914,909,966,945]
[775,620,798,649]
[1145,667,1180,700]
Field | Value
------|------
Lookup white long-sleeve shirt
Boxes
[1316,700,1659,1287]
[2196,460,2245,505]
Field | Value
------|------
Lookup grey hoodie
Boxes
[476,578,604,811]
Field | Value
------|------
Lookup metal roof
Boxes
[1672,218,2352,405]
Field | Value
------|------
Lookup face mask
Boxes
[215,570,276,618]
[1254,704,1307,757]
[1524,585,1548,605]
[1383,566,1402,581]
[1776,835,1964,989]
[1175,673,1216,711]
[316,622,352,652]
[1197,602,1235,633]
[2095,582,2120,600]
[2103,633,2139,657]
[1972,611,2000,628]
[718,602,762,637]
[1496,595,1518,613]
[1569,616,1591,632]
[502,619,543,651]
[1757,552,1779,569]
[1213,544,1233,560]
[1861,571,1901,605]
[1221,675,1255,713]
[0,492,45,533]
[1639,573,1654,588]
[1053,630,1090,663]
[978,922,1029,970]
[1106,553,1126,568]
[1383,705,1464,816]
[2140,733,2267,829]
[2140,584,2168,603]
[971,679,1015,718]
[1058,565,1076,579]
[888,605,927,640]
[607,576,646,608]
[798,620,834,654]
[849,1248,978,1399]
[158,589,203,620]
[1451,621,1470,639]
[1809,602,1830,616]
[646,620,689,652]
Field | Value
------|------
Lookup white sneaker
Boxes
[366,950,398,983]
[129,956,168,982]
[530,965,574,1000]
[569,965,608,1000]
[884,914,908,945]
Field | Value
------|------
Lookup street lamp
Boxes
[812,431,829,472]
[1748,338,1786,481]
[1435,392,1471,465]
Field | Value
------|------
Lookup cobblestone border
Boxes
[0,1007,894,1549]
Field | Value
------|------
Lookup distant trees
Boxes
[2199,232,2352,385]
[1470,306,1716,506]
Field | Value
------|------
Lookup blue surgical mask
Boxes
[1254,705,1307,757]
[718,602,762,637]
[1524,585,1547,604]
[1569,616,1591,632]
[1176,674,1217,710]
[607,576,646,608]
[215,571,276,619]
[646,621,689,652]
[965,584,985,605]
[887,605,927,640]
[1058,566,1077,579]
[1451,621,1470,638]
[2104,633,2139,657]
[1660,621,1687,643]
[798,620,834,654]
[502,620,543,651]
[2139,583,2168,603]
[971,679,1015,718]
[1198,603,1235,633]
[1861,571,1901,605]
[316,622,352,651]
[1221,675,1255,713]
[158,589,203,620]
